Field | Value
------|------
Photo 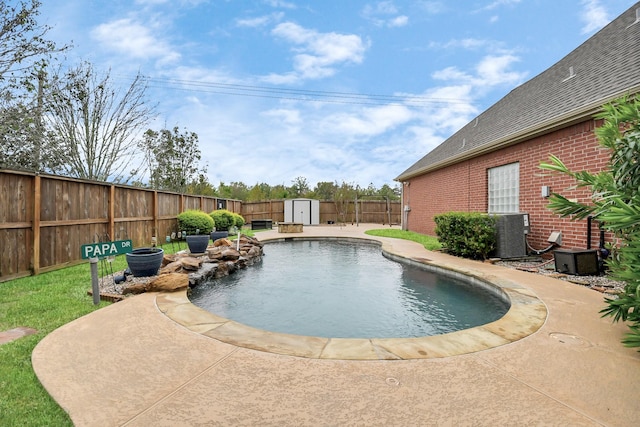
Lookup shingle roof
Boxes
[396,2,640,181]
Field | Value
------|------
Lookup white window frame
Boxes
[488,162,519,213]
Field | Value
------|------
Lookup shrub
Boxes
[434,212,497,260]
[177,209,214,235]
[540,95,640,350]
[232,212,245,228]
[209,209,235,231]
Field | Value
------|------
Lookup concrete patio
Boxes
[32,224,640,426]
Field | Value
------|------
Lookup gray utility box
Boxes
[554,249,599,275]
[493,213,529,259]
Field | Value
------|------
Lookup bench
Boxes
[251,219,273,230]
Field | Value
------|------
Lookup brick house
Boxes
[396,3,640,256]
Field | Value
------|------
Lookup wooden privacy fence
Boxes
[0,169,400,282]
[0,170,240,282]
[242,199,401,225]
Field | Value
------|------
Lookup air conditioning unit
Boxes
[493,213,529,259]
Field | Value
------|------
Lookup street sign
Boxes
[81,239,133,260]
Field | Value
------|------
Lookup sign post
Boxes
[90,258,100,305]
[81,240,133,305]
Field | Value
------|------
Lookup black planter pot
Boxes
[125,247,164,277]
[210,230,229,241]
[186,235,210,254]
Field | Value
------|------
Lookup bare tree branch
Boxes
[43,62,156,182]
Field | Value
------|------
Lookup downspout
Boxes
[402,181,410,231]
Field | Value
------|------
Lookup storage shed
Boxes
[284,199,320,225]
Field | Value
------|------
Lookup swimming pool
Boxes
[189,239,510,339]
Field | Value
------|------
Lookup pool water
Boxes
[189,240,509,339]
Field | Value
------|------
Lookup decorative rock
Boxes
[122,282,150,295]
[206,246,223,258]
[215,262,230,278]
[180,257,202,271]
[162,254,177,266]
[214,238,232,247]
[159,260,182,274]
[248,246,262,257]
[567,278,591,286]
[101,234,265,298]
[221,248,241,260]
[188,263,218,287]
[147,273,189,292]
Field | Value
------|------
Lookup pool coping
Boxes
[156,235,548,360]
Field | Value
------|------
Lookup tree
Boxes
[377,183,401,201]
[247,183,270,201]
[217,181,250,200]
[269,184,289,199]
[43,62,155,182]
[313,181,337,200]
[539,96,640,350]
[0,1,62,85]
[187,173,217,196]
[334,181,358,223]
[0,101,57,171]
[290,176,310,198]
[141,126,205,193]
[0,0,67,171]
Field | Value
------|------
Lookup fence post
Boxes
[109,184,115,240]
[32,175,41,275]
[153,190,159,244]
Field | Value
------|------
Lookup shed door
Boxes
[293,200,312,225]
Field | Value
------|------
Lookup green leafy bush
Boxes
[232,212,245,228]
[540,95,640,350]
[434,212,497,260]
[177,209,215,235]
[209,209,235,231]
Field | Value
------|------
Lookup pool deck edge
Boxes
[157,232,547,360]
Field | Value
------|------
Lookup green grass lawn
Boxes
[365,228,442,251]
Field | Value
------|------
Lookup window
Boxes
[488,162,519,213]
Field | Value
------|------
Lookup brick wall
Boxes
[404,118,612,252]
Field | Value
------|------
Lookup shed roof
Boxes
[396,2,640,181]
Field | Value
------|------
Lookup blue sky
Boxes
[39,0,637,189]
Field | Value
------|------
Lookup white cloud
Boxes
[236,13,284,28]
[482,0,521,11]
[263,0,297,9]
[91,18,180,64]
[389,16,409,27]
[418,1,446,15]
[475,54,525,86]
[579,0,610,34]
[432,54,526,89]
[362,1,409,27]
[268,22,368,82]
[321,104,414,138]
[261,108,302,127]
[432,66,473,82]
[430,38,492,50]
